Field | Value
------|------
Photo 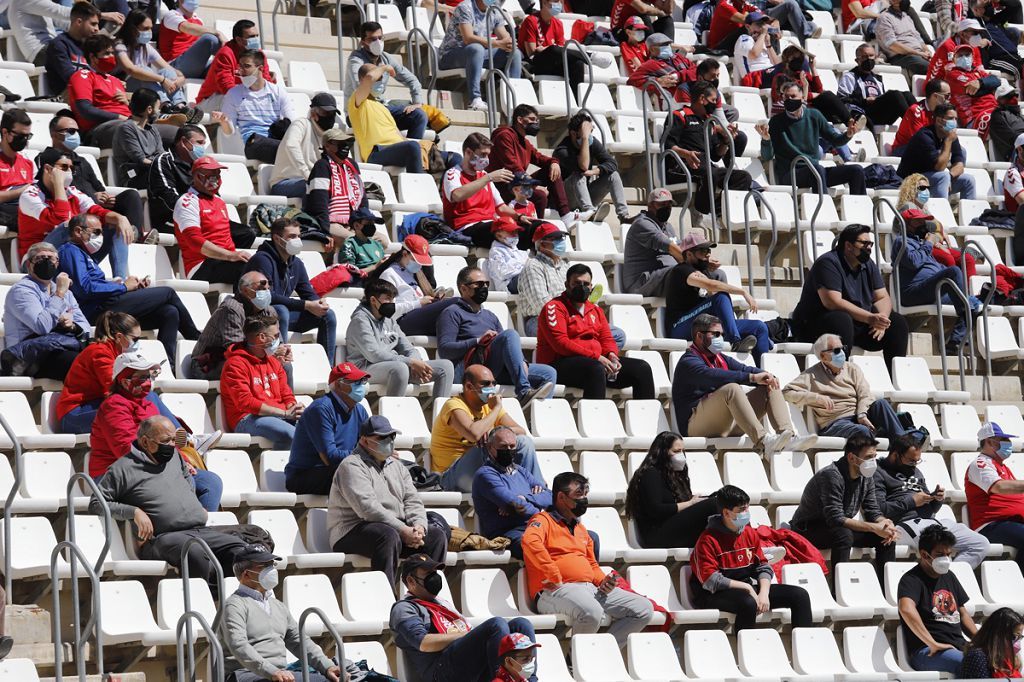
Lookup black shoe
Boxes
[733,334,758,354]
[945,340,964,357]
[0,635,14,660]
[897,411,916,431]
[0,349,25,377]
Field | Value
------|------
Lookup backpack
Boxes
[687,0,714,37]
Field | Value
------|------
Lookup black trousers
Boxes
[332,520,447,589]
[97,286,201,365]
[782,163,867,196]
[639,496,718,549]
[191,258,248,285]
[549,355,655,400]
[810,91,853,125]
[529,46,587,99]
[796,308,909,371]
[694,583,813,631]
[138,526,247,598]
[695,166,753,215]
[791,518,897,581]
[284,462,338,496]
[244,134,281,165]
[111,189,145,231]
[862,90,918,126]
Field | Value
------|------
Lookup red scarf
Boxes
[328,158,364,225]
[693,345,728,370]
[412,598,471,635]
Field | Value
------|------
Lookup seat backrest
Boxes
[378,396,431,439]
[248,510,308,560]
[21,450,74,502]
[282,573,345,624]
[156,577,217,629]
[791,627,850,675]
[460,568,520,618]
[259,450,290,493]
[579,507,626,561]
[835,561,886,608]
[579,451,627,498]
[722,450,771,498]
[206,449,258,498]
[737,629,798,676]
[892,356,936,392]
[843,626,900,674]
[686,451,724,495]
[571,633,631,682]
[577,400,626,439]
[622,398,670,437]
[883,561,916,605]
[770,451,813,495]
[627,632,685,680]
[781,562,839,610]
[625,565,683,611]
[536,450,572,487]
[940,404,981,440]
[340,571,396,623]
[535,633,575,682]
[850,355,896,394]
[684,629,743,678]
[99,580,161,638]
[530,399,582,440]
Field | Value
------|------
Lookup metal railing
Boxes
[962,241,994,399]
[562,40,594,119]
[790,156,823,274]
[50,541,103,681]
[179,536,225,681]
[335,0,346,97]
[66,473,112,577]
[885,198,910,310]
[641,78,679,194]
[484,68,517,131]
[480,6,518,128]
[176,612,223,682]
[297,607,348,682]
[703,117,736,243]
[1,412,21,605]
[271,0,312,52]
[934,277,975,394]
[255,0,265,53]
[743,188,777,299]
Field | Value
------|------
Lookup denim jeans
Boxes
[475,329,556,399]
[668,291,772,362]
[272,304,337,364]
[908,645,963,675]
[765,0,817,37]
[438,43,522,101]
[440,434,540,493]
[387,102,427,139]
[901,265,970,345]
[44,221,131,280]
[169,33,220,79]
[193,469,223,511]
[59,391,181,433]
[429,616,537,682]
[367,140,423,173]
[235,414,296,449]
[269,178,306,198]
[820,398,907,439]
[128,66,187,106]
[922,170,976,200]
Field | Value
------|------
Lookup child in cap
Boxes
[340,206,387,271]
[510,172,540,220]
[491,633,541,682]
[487,215,529,293]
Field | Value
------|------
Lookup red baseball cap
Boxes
[192,156,227,171]
[403,234,433,266]
[329,362,370,384]
[490,215,522,234]
[531,222,567,242]
[900,207,934,221]
[498,633,541,657]
[625,15,646,29]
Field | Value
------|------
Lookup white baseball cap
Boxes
[112,351,162,379]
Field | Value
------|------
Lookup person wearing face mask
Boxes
[348,63,433,175]
[345,279,454,399]
[790,434,898,579]
[328,415,447,590]
[245,217,337,363]
[536,263,654,399]
[486,215,530,293]
[876,0,934,76]
[621,188,685,296]
[619,16,650,76]
[962,607,1024,679]
[784,333,914,439]
[792,224,909,371]
[691,485,813,631]
[943,42,1001,138]
[339,205,386,275]
[965,421,1024,574]
[285,362,370,495]
[197,19,273,112]
[877,433,990,570]
[111,89,169,189]
[391,553,538,682]
[221,49,296,165]
[990,83,1024,161]
[610,0,674,42]
[508,172,540,220]
[268,92,339,199]
[967,0,1023,85]
[837,43,917,126]
[553,111,631,223]
[0,109,37,232]
[303,128,365,242]
[149,124,207,233]
[928,18,985,82]
[89,416,249,597]
[491,633,541,682]
[43,2,103,95]
[222,317,302,449]
[897,525,978,674]
[68,34,133,149]
[156,0,225,79]
[436,0,522,112]
[733,13,779,84]
[893,78,953,155]
[898,103,977,200]
[524,471,653,648]
[12,0,120,71]
[115,10,194,117]
[222,544,347,682]
[373,234,460,337]
[707,0,814,53]
[442,132,525,248]
[519,0,591,97]
[625,33,699,103]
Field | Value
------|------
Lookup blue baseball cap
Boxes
[978,422,1016,440]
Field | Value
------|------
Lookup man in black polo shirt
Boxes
[664,80,752,217]
[792,223,908,370]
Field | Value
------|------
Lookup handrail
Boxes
[271,0,313,52]
[484,6,517,79]
[658,149,692,215]
[51,541,103,681]
[175,611,224,682]
[703,117,736,243]
[255,0,265,54]
[884,197,910,310]
[790,156,823,274]
[298,607,347,682]
[962,240,993,398]
[642,78,679,194]
[562,40,594,119]
[1,412,22,605]
[484,67,517,131]
[179,536,226,679]
[934,277,975,393]
[335,0,346,96]
[744,188,777,299]
[67,472,112,577]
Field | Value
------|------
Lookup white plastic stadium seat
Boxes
[247,509,346,569]
[99,580,176,646]
[460,568,556,629]
[685,628,778,682]
[781,563,874,621]
[843,625,941,681]
[282,573,384,636]
[572,633,639,681]
[626,565,718,624]
[205,450,296,507]
[791,627,887,681]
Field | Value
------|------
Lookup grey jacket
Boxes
[790,459,884,530]
[193,295,278,363]
[327,446,427,547]
[345,303,417,369]
[344,48,423,105]
[874,456,940,524]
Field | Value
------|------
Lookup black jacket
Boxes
[874,456,940,524]
[243,240,318,312]
[148,150,192,231]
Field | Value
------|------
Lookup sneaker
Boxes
[853,147,868,162]
[192,430,223,457]
[143,228,161,245]
[156,113,188,127]
[589,51,614,69]
[757,428,795,458]
[468,97,488,111]
[0,349,27,377]
[519,381,554,409]
[808,23,823,39]
[592,201,611,224]
[733,334,758,354]
[0,635,13,661]
[560,210,584,228]
[763,546,787,565]
[184,106,204,125]
[855,115,868,131]
[588,283,604,303]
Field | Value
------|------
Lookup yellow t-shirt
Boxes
[430,396,507,473]
[347,93,406,162]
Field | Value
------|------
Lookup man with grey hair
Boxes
[2,240,90,378]
[222,544,346,681]
[783,332,911,438]
[472,425,552,559]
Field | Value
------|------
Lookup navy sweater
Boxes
[672,347,758,435]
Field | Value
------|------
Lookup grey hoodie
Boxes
[344,302,417,369]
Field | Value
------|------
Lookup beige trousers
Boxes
[687,383,793,442]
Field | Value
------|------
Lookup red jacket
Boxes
[946,65,998,128]
[927,37,982,82]
[691,517,770,588]
[893,101,932,150]
[55,339,120,422]
[196,43,274,103]
[89,391,159,478]
[753,525,829,577]
[626,54,698,103]
[535,293,617,365]
[221,342,295,430]
[486,126,554,175]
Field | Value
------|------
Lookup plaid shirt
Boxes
[517,252,569,318]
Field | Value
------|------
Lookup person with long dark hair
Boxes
[624,431,718,548]
[961,607,1024,678]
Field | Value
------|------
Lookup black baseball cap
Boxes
[235,544,281,564]
[310,92,339,112]
[400,553,444,579]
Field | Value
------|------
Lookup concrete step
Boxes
[41,673,146,682]
[8,603,51,645]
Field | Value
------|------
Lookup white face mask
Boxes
[240,73,259,88]
[282,236,302,256]
[669,452,687,471]
[368,38,384,56]
[255,565,278,591]
[518,660,537,679]
[84,233,103,254]
[858,457,878,478]
[931,555,952,575]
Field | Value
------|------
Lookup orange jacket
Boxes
[522,509,604,599]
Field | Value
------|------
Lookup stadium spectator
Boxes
[350,64,433,174]
[880,433,990,568]
[961,607,1024,678]
[624,430,718,548]
[610,0,673,41]
[44,2,102,94]
[790,434,898,578]
[791,224,909,370]
[621,188,680,296]
[340,206,386,272]
[492,633,540,682]
[115,10,193,116]
[945,43,1000,140]
[286,362,370,496]
[893,78,951,155]
[733,12,778,84]
[671,313,794,454]
[517,222,570,334]
[329,415,446,588]
[692,484,813,631]
[486,215,528,293]
[507,172,539,220]
[763,82,867,195]
[442,132,522,247]
[430,365,541,493]
[57,214,200,365]
[877,0,934,75]
[437,0,522,111]
[553,112,630,223]
[11,0,118,68]
[305,128,366,241]
[221,544,344,682]
[965,0,1022,83]
[69,35,132,148]
[838,43,918,125]
[89,416,247,596]
[472,425,551,559]
[190,271,288,381]
[897,524,977,675]
[842,0,880,34]
[437,266,556,407]
[346,278,454,399]
[0,109,35,231]
[928,18,984,81]
[222,49,294,165]
[990,83,1024,161]
[245,217,337,363]
[536,263,654,399]
[19,147,135,281]
[677,58,741,125]
[391,554,537,682]
[376,234,460,337]
[221,317,300,449]
[619,16,649,76]
[897,104,976,199]
[346,22,427,138]
[174,156,253,284]
[965,422,1024,573]
[110,89,165,187]
[269,93,338,198]
[520,0,589,95]
[156,0,223,78]
[767,47,856,136]
[707,0,816,53]
[625,33,698,104]
[150,124,205,233]
[783,333,911,438]
[524,471,653,647]
[196,19,271,111]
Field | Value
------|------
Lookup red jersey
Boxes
[965,452,1024,529]
[893,101,932,150]
[620,40,649,75]
[67,69,131,133]
[441,167,503,229]
[535,293,618,365]
[0,152,34,192]
[518,14,564,53]
[158,10,204,61]
[173,187,235,276]
[18,184,109,260]
[946,66,997,132]
[841,0,856,31]
[708,0,757,49]
[511,199,537,219]
[197,42,274,103]
[610,0,641,29]
[927,37,982,82]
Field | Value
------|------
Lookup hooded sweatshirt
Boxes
[89,389,160,478]
[344,303,417,369]
[691,514,774,594]
[221,342,295,430]
[874,456,940,525]
[244,240,319,313]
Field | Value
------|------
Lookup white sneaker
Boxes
[759,428,795,458]
[589,52,614,68]
[468,98,488,111]
[191,430,223,456]
[560,210,583,227]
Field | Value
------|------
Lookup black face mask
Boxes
[316,112,337,130]
[860,58,875,72]
[894,459,917,476]
[788,58,805,72]
[571,497,589,517]
[361,223,377,238]
[524,122,541,136]
[471,287,489,304]
[495,447,516,468]
[704,77,719,89]
[335,140,353,161]
[856,248,871,263]
[569,283,591,303]
[8,134,28,152]
[33,259,57,280]
[898,0,910,11]
[418,571,443,597]
[784,98,804,113]
[152,442,176,462]
[654,206,672,222]
[378,301,396,318]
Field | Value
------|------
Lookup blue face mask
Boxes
[264,336,281,354]
[658,46,673,60]
[252,288,272,310]
[552,239,567,255]
[955,55,973,70]
[708,335,727,354]
[138,30,152,44]
[181,0,199,11]
[479,385,498,399]
[518,187,534,200]
[998,440,1014,459]
[63,132,81,151]
[831,349,847,369]
[346,382,367,403]
[732,510,751,531]
[943,118,957,132]
[190,142,206,161]
[917,189,930,204]
[588,134,595,145]
[549,2,562,13]
[405,258,422,274]
[246,36,261,50]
